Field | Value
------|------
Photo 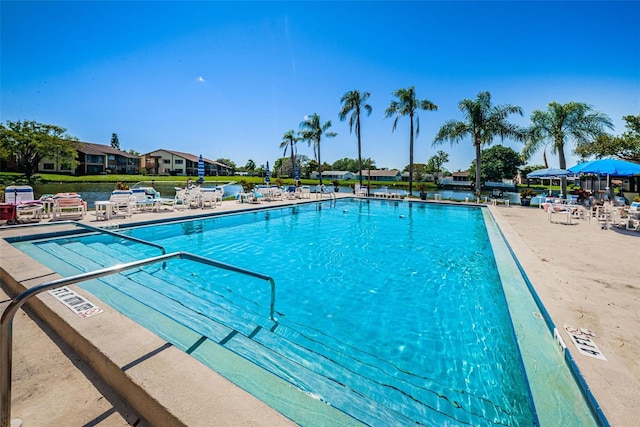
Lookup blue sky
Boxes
[2,1,639,172]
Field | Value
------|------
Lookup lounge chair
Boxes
[175,187,201,209]
[315,185,335,199]
[356,185,368,197]
[93,190,133,221]
[267,186,283,200]
[52,193,86,220]
[4,185,44,222]
[200,187,222,208]
[594,206,609,229]
[373,186,390,198]
[285,185,297,199]
[545,203,574,224]
[235,192,252,203]
[15,202,43,222]
[300,185,311,199]
[623,202,640,231]
[109,190,135,218]
[250,189,264,203]
[131,188,156,212]
[137,186,175,211]
[392,190,408,199]
[4,185,37,204]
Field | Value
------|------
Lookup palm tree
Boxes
[299,113,337,186]
[385,86,438,195]
[339,90,372,187]
[433,91,525,194]
[522,101,613,196]
[279,129,300,178]
[245,159,256,176]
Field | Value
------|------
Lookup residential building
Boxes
[308,170,355,180]
[38,141,140,175]
[440,171,473,188]
[356,170,402,182]
[401,171,435,182]
[141,149,233,176]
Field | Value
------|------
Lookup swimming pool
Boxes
[12,199,599,425]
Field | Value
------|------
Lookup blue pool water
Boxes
[17,199,541,425]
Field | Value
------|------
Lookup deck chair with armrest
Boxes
[373,186,390,198]
[356,185,368,197]
[199,187,221,208]
[131,188,155,212]
[52,193,86,220]
[107,190,135,217]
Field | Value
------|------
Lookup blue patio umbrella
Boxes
[197,154,205,183]
[568,158,640,176]
[265,161,270,183]
[569,158,640,200]
[526,167,575,195]
[526,168,574,179]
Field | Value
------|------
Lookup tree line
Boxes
[2,91,639,196]
[275,89,637,196]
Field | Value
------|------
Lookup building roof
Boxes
[358,169,401,177]
[402,171,435,178]
[452,171,469,177]
[145,149,232,169]
[319,171,352,175]
[76,142,139,159]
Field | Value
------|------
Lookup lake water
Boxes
[27,182,520,208]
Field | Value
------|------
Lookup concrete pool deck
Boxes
[1,194,638,425]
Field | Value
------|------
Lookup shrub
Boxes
[520,188,537,198]
[240,180,255,192]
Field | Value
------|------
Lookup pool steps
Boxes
[24,237,526,426]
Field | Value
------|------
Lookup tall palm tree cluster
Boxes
[278,89,613,194]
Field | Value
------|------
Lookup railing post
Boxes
[1,302,17,427]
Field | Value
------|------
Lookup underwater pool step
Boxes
[26,239,518,426]
[86,245,514,425]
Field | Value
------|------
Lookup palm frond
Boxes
[433,120,470,145]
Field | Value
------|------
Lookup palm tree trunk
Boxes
[357,114,362,187]
[409,115,415,195]
[290,145,295,180]
[474,141,482,195]
[558,140,567,197]
[317,140,322,186]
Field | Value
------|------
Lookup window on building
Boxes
[108,155,116,160]
[174,159,183,164]
[174,168,183,173]
[163,159,171,164]
[60,164,72,170]
[86,155,104,163]
[43,163,54,170]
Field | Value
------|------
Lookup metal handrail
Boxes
[1,220,166,255]
[0,251,276,427]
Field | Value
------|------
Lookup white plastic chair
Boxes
[130,188,154,212]
[108,190,135,217]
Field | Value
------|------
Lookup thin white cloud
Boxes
[197,76,205,83]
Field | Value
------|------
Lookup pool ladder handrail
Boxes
[0,251,277,427]
[1,220,166,255]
